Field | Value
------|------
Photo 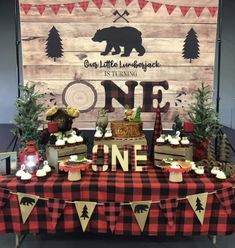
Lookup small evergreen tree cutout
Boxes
[218,134,230,163]
[45,26,63,62]
[207,140,216,161]
[182,28,200,63]
[80,205,89,220]
[195,197,204,213]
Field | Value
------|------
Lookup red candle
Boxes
[48,121,59,133]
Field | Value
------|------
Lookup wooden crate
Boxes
[94,137,148,167]
[154,144,193,165]
[46,144,87,173]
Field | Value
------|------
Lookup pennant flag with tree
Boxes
[75,201,97,232]
[45,26,63,62]
[182,28,200,63]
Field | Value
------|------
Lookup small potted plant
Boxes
[187,83,220,161]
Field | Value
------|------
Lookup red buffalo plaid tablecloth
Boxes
[0,165,234,236]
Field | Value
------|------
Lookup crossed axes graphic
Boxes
[113,10,129,23]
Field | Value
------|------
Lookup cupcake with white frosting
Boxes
[36,169,47,181]
[156,135,165,145]
[55,139,65,146]
[216,171,227,180]
[21,172,32,183]
[16,170,25,181]
[170,137,180,147]
[181,137,190,146]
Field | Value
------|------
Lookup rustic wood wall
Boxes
[20,0,218,129]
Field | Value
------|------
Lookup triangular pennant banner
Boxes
[50,4,61,15]
[75,201,97,232]
[194,7,204,17]
[109,0,117,6]
[130,201,151,232]
[159,199,178,227]
[125,0,134,6]
[20,3,32,15]
[64,3,75,14]
[138,0,148,10]
[104,202,121,233]
[79,1,89,11]
[47,198,66,229]
[208,6,218,17]
[17,193,39,224]
[151,2,162,13]
[165,4,176,15]
[187,193,208,224]
[36,4,46,15]
[179,6,190,16]
[0,188,10,208]
[216,187,234,215]
[92,0,103,9]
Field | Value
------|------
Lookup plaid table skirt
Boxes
[0,165,234,236]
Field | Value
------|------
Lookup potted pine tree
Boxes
[188,83,220,161]
[14,84,45,152]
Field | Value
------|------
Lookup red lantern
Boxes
[19,140,39,173]
[183,122,194,132]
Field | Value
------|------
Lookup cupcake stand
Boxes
[59,161,91,181]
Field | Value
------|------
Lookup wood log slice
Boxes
[111,121,144,138]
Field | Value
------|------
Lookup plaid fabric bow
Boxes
[47,198,66,229]
[159,199,178,227]
[0,188,10,208]
[216,187,234,215]
[104,202,121,233]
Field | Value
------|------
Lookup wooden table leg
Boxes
[208,235,217,247]
[16,234,26,248]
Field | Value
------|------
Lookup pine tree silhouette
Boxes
[182,28,200,63]
[195,197,204,213]
[218,134,230,163]
[45,26,63,62]
[80,205,89,220]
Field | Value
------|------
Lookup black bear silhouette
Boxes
[134,204,149,213]
[92,26,145,57]
[20,197,35,206]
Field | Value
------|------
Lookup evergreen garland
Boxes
[188,83,220,142]
[14,84,45,150]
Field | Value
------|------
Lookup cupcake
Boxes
[36,169,47,181]
[55,139,65,146]
[104,129,113,140]
[75,135,84,143]
[170,137,180,147]
[16,170,25,181]
[195,167,204,175]
[211,166,220,175]
[21,172,32,183]
[216,171,227,180]
[67,136,77,144]
[156,135,165,145]
[181,137,190,147]
[43,161,52,176]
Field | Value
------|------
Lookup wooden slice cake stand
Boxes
[59,161,91,181]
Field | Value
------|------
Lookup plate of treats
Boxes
[65,155,90,166]
[156,158,194,171]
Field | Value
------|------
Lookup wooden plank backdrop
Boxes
[19,0,218,129]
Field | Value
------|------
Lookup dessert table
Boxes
[0,164,234,240]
